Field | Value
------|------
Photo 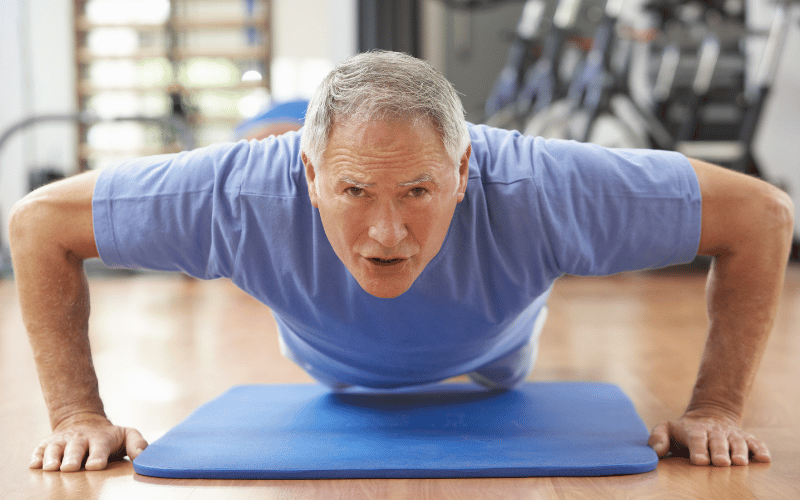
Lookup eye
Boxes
[345,186,364,197]
[408,187,428,197]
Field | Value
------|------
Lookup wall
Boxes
[753,4,800,237]
[0,0,26,248]
[271,0,357,100]
[0,0,77,250]
[422,0,526,122]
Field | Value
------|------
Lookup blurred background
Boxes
[1,0,798,275]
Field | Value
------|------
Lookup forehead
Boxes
[320,117,453,180]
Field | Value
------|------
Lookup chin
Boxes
[357,278,415,299]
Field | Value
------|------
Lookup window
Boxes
[75,0,272,170]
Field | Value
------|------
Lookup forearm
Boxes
[688,246,787,420]
[9,175,105,429]
[688,182,794,421]
[16,251,105,428]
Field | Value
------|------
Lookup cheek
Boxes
[321,203,364,247]
[412,203,452,247]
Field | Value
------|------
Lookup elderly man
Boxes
[9,51,793,472]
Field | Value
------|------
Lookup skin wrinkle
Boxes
[303,53,471,171]
[304,117,469,299]
[313,116,465,197]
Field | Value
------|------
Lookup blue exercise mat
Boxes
[133,382,658,479]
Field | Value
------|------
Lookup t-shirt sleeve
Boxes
[92,141,250,279]
[531,138,702,276]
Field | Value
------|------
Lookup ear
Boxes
[456,144,471,203]
[301,152,320,208]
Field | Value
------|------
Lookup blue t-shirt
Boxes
[93,124,701,387]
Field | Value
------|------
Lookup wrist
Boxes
[684,394,743,426]
[686,361,748,425]
[49,400,107,431]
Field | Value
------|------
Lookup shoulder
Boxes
[466,123,693,188]
[236,130,308,198]
[94,131,307,202]
[466,123,538,185]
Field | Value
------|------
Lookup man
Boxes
[9,51,793,472]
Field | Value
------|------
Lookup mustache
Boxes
[357,245,418,260]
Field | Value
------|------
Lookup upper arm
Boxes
[690,158,794,257]
[9,169,101,261]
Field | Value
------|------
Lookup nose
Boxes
[368,200,408,248]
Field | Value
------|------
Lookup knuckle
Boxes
[728,436,746,448]
[48,434,69,446]
[687,429,707,441]
[708,429,727,441]
[65,434,90,447]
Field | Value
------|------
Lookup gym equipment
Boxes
[487,0,588,130]
[487,0,798,164]
[484,0,550,118]
[133,381,659,479]
[523,0,663,148]
[516,0,585,116]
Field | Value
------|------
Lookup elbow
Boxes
[760,185,795,253]
[8,195,42,256]
[772,187,794,241]
[9,178,99,263]
[8,190,62,259]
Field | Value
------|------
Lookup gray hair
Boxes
[301,51,470,170]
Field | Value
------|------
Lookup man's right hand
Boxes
[30,413,148,472]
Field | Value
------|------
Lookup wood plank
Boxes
[1,264,798,498]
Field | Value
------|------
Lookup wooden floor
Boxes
[1,264,799,499]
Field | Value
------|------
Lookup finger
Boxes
[85,438,112,471]
[124,428,149,460]
[686,428,711,466]
[61,439,89,472]
[648,422,671,457]
[707,430,731,467]
[729,435,749,466]
[42,441,66,471]
[746,436,772,463]
[30,442,47,469]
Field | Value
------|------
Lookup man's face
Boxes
[304,118,470,298]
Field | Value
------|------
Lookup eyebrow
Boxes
[397,174,438,187]
[337,176,374,188]
[337,173,438,188]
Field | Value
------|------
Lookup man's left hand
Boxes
[648,410,771,466]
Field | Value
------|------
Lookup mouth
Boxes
[366,257,406,267]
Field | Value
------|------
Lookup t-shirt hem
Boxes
[92,168,126,268]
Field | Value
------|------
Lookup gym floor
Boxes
[1,264,798,499]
